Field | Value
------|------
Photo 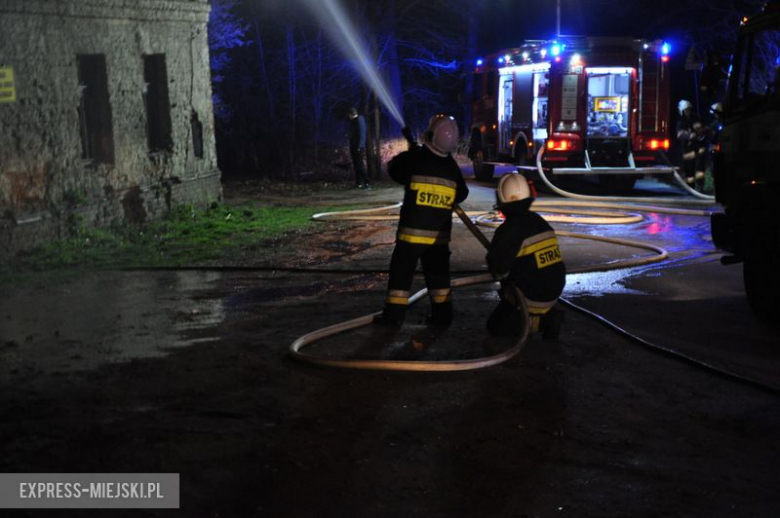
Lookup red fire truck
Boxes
[469,36,675,191]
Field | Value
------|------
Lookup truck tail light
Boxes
[644,138,670,150]
[547,139,573,151]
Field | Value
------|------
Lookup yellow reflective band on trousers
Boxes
[526,298,555,315]
[428,288,451,304]
[517,236,562,269]
[530,316,541,333]
[397,227,450,245]
[386,289,410,306]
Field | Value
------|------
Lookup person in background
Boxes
[707,102,723,187]
[486,173,565,339]
[676,100,707,192]
[376,115,469,327]
[347,107,370,189]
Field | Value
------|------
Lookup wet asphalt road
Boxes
[1,173,779,517]
[0,173,780,387]
[1,172,776,388]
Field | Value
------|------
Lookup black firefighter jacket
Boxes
[388,144,469,245]
[486,200,566,306]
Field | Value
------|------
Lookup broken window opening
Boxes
[143,54,173,153]
[77,54,115,163]
[191,110,204,159]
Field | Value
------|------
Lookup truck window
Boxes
[735,30,780,101]
[533,72,549,140]
[586,69,631,138]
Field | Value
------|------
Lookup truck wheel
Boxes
[473,150,495,181]
[743,237,780,322]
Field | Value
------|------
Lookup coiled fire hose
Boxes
[290,201,671,372]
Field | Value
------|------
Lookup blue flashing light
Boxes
[551,44,562,56]
[498,57,504,64]
[661,42,671,55]
[476,58,483,66]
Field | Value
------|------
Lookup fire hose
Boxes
[290,201,670,372]
[292,200,780,394]
[533,145,716,204]
[289,130,764,379]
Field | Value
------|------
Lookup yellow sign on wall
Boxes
[0,67,17,103]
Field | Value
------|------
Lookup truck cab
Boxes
[710,3,780,320]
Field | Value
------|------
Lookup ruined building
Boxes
[0,0,220,256]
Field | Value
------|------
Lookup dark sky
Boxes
[474,0,764,55]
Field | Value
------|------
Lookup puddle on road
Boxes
[0,271,226,381]
[224,274,380,308]
[560,210,717,297]
[564,270,645,297]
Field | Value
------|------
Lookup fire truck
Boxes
[469,36,675,191]
[710,2,780,321]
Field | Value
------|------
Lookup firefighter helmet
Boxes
[710,102,723,116]
[678,99,693,115]
[497,173,532,205]
[424,114,459,156]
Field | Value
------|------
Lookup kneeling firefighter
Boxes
[377,115,469,326]
[486,174,565,339]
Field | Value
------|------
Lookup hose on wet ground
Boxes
[294,195,780,394]
[290,201,532,371]
[558,297,780,395]
[292,201,670,372]
[471,216,780,393]
[289,272,531,372]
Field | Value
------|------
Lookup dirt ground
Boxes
[1,179,779,518]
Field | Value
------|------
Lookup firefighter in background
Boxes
[376,115,469,326]
[347,107,370,189]
[707,102,723,182]
[676,100,708,191]
[486,173,565,339]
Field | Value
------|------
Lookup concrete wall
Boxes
[0,0,221,256]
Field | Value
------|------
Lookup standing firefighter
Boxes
[707,102,723,180]
[347,107,370,189]
[376,115,469,327]
[676,100,708,191]
[486,174,565,339]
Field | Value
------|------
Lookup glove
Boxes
[401,126,419,150]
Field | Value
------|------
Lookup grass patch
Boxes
[1,201,354,286]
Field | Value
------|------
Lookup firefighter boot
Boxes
[426,301,453,327]
[695,172,706,192]
[540,307,564,340]
[374,304,406,327]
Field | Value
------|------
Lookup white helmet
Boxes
[497,173,532,205]
[678,99,693,115]
[424,114,459,156]
[710,102,723,115]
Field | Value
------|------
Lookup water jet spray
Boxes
[301,0,405,127]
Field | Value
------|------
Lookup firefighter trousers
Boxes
[382,241,452,325]
[486,282,557,337]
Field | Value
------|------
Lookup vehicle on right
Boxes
[711,1,780,321]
